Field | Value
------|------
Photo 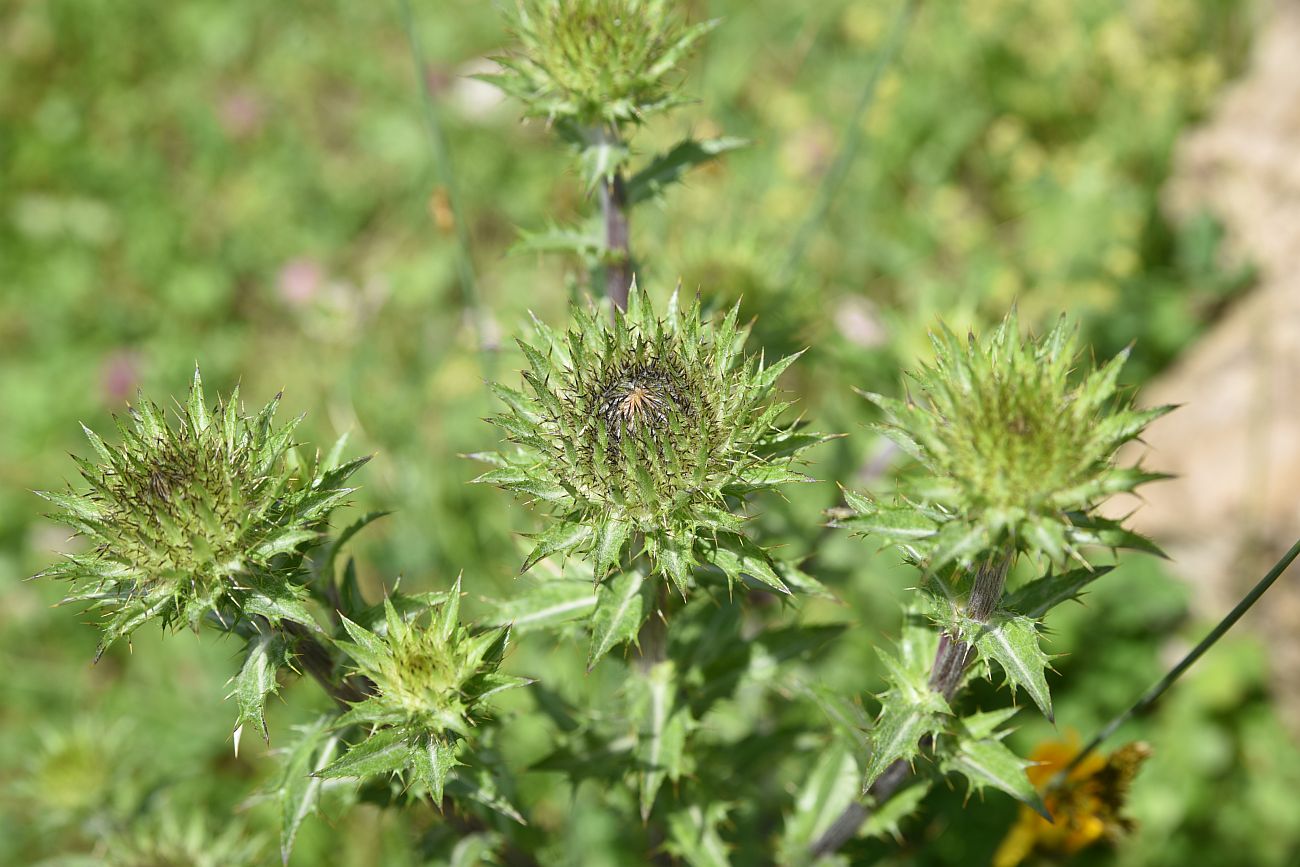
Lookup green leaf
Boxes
[276,717,342,864]
[666,802,732,867]
[832,491,939,540]
[578,138,630,189]
[708,535,790,594]
[863,613,948,791]
[862,680,949,792]
[244,583,319,631]
[435,575,462,644]
[316,727,413,780]
[448,833,503,867]
[626,136,748,205]
[1065,512,1167,558]
[483,580,598,633]
[587,568,654,670]
[511,221,603,259]
[447,763,527,825]
[411,734,459,803]
[336,615,389,671]
[656,533,694,597]
[1003,565,1113,618]
[636,660,690,821]
[963,611,1054,721]
[253,528,320,561]
[592,519,632,582]
[521,522,594,574]
[941,733,1047,819]
[781,741,858,858]
[798,684,871,757]
[229,630,288,750]
[862,781,931,842]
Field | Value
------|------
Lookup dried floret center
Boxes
[594,361,692,443]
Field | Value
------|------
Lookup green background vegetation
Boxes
[2,0,1293,864]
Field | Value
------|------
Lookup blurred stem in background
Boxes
[1061,534,1300,781]
[398,0,495,372]
[780,0,919,283]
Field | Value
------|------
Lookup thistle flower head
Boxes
[838,313,1170,571]
[487,0,714,129]
[479,282,822,596]
[322,585,529,799]
[38,370,365,652]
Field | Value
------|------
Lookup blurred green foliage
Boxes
[1,0,1292,864]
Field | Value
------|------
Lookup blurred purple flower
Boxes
[278,258,324,306]
[100,350,141,404]
[218,88,265,139]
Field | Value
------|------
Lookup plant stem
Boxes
[930,552,1012,699]
[1059,534,1300,781]
[600,168,632,312]
[283,620,371,708]
[810,550,1012,857]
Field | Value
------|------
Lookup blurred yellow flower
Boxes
[994,735,1151,867]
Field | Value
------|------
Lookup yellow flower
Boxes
[994,735,1151,867]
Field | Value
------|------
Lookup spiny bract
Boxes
[38,369,366,653]
[837,312,1171,571]
[322,583,530,801]
[485,0,714,130]
[478,282,822,596]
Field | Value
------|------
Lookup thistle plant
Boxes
[811,314,1173,856]
[487,0,713,132]
[849,311,1170,574]
[39,369,365,656]
[28,3,1300,865]
[477,281,824,666]
[319,584,529,802]
[486,0,742,307]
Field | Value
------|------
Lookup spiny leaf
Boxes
[592,519,632,582]
[276,717,342,864]
[1003,565,1113,618]
[666,802,732,867]
[521,522,594,574]
[709,535,790,594]
[482,581,598,633]
[229,630,289,750]
[862,611,948,791]
[587,567,654,670]
[626,136,748,205]
[315,727,413,780]
[941,733,1048,819]
[963,611,1054,721]
[862,678,950,792]
[862,781,931,843]
[411,735,459,803]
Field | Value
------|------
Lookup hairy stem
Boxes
[600,169,632,311]
[811,550,1013,857]
[283,620,371,708]
[929,552,1012,700]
